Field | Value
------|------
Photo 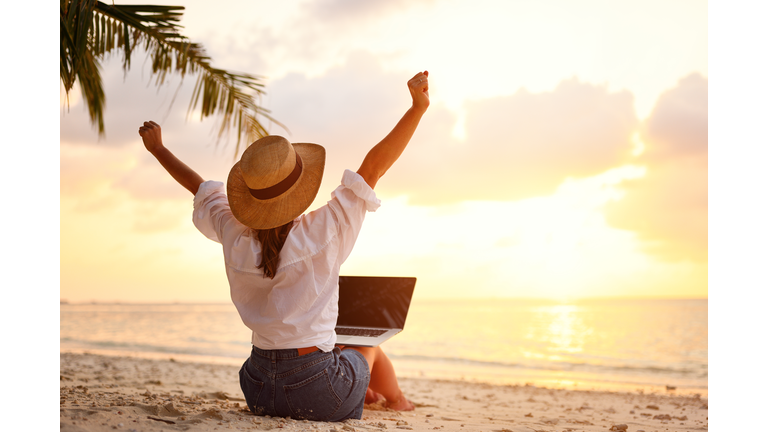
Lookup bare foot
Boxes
[365,388,385,404]
[385,392,415,411]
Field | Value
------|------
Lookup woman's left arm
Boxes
[138,121,204,195]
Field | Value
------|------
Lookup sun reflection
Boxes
[546,305,586,354]
[525,304,590,362]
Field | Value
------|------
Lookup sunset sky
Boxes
[59,0,709,303]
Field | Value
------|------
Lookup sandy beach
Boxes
[60,352,707,432]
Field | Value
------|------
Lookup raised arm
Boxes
[357,71,430,190]
[138,121,204,195]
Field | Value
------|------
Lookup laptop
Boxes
[334,276,416,347]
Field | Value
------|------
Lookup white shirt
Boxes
[192,169,381,352]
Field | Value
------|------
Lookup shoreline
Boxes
[60,346,708,398]
[60,351,708,432]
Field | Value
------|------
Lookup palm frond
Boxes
[61,0,104,132]
[75,49,106,133]
[60,0,283,149]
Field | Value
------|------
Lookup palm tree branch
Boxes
[75,49,106,133]
[61,0,283,145]
[62,0,106,132]
[92,1,282,148]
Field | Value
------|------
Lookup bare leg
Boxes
[344,346,414,411]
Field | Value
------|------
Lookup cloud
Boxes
[129,200,191,234]
[62,41,645,209]
[264,52,419,199]
[60,56,196,148]
[415,78,639,203]
[60,143,132,197]
[305,0,434,22]
[191,0,439,83]
[62,48,646,214]
[643,74,708,160]
[60,140,193,234]
[263,54,642,206]
[369,79,639,204]
[604,73,708,262]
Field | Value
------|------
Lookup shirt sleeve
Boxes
[326,170,381,263]
[340,169,381,212]
[192,180,235,243]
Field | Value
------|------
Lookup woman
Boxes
[138,71,429,421]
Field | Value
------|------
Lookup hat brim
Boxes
[227,143,325,230]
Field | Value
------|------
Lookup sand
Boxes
[59,352,707,432]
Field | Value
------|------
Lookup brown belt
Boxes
[296,346,320,356]
[296,345,347,356]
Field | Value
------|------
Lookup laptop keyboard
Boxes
[336,327,388,337]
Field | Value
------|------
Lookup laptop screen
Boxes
[336,276,416,329]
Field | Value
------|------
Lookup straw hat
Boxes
[227,136,325,230]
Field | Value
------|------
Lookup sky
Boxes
[58,0,709,303]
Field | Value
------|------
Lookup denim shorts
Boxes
[239,346,370,421]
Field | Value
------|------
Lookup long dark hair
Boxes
[255,220,294,279]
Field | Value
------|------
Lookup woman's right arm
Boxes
[139,121,204,195]
[356,71,430,190]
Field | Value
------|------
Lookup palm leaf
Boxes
[60,0,283,152]
[61,0,101,129]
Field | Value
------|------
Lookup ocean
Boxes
[60,298,707,396]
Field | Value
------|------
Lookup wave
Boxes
[59,337,249,360]
[387,353,707,378]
